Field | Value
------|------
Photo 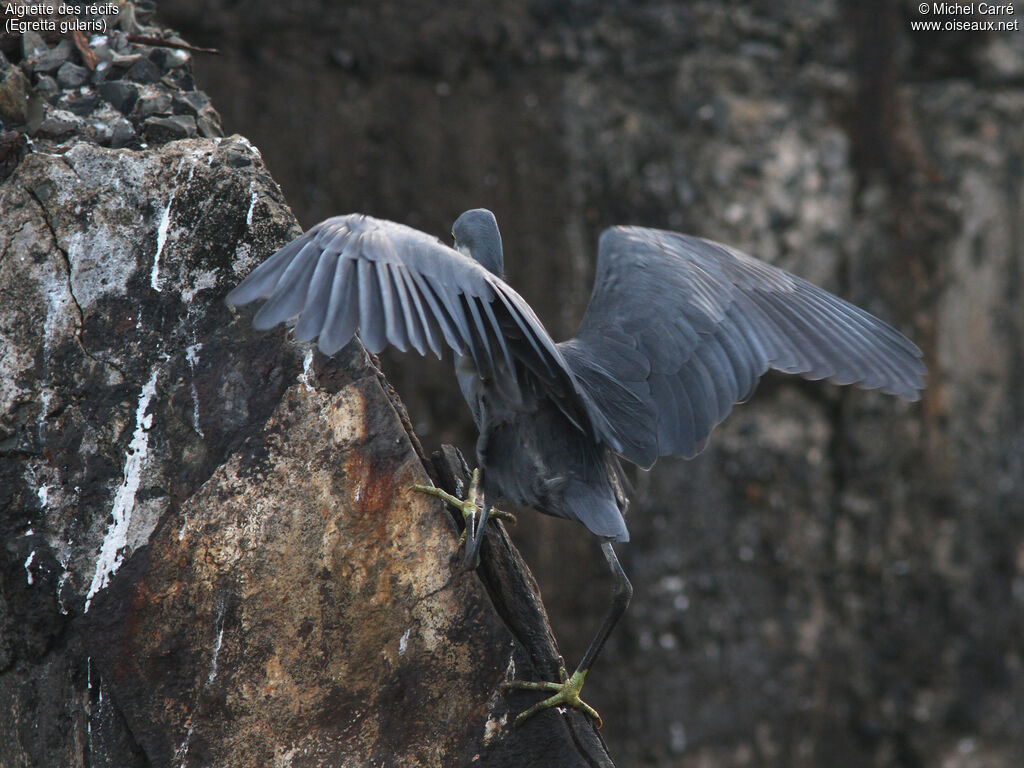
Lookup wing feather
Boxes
[464,294,495,378]
[226,237,306,305]
[561,226,925,467]
[408,270,464,352]
[358,258,387,352]
[394,267,442,357]
[376,263,410,352]
[228,214,594,435]
[387,265,426,355]
[319,256,359,355]
[293,250,337,342]
[252,241,321,330]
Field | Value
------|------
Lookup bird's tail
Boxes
[563,479,630,542]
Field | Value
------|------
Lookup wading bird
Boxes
[227,208,924,726]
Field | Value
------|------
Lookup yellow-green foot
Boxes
[412,468,484,529]
[411,469,515,567]
[501,657,601,728]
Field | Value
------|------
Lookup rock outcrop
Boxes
[1,22,616,768]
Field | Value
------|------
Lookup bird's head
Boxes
[452,208,504,278]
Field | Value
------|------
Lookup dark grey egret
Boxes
[226,208,925,726]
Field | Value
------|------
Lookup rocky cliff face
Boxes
[157,1,1024,766]
[1,22,615,767]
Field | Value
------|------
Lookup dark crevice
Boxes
[408,570,460,609]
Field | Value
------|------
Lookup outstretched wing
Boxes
[227,214,609,439]
[558,226,926,469]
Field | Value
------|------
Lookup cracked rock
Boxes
[0,130,596,767]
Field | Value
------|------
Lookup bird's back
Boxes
[458,354,629,542]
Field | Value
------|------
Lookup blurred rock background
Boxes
[105,0,1024,764]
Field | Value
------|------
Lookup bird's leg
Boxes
[502,541,632,728]
[461,468,489,571]
[411,468,515,570]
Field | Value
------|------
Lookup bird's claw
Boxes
[489,508,517,526]
[501,656,601,728]
[411,468,513,569]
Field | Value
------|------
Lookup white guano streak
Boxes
[84,365,160,611]
[151,198,173,292]
[151,158,192,291]
[299,347,315,390]
[24,551,36,585]
[245,186,258,228]
[207,625,225,684]
[185,343,204,437]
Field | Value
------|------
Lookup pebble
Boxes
[173,90,210,116]
[57,63,91,90]
[148,48,191,70]
[91,39,114,68]
[62,93,101,117]
[136,91,172,117]
[36,110,83,140]
[162,69,194,91]
[21,32,48,60]
[109,116,136,148]
[34,75,59,99]
[197,105,223,138]
[126,57,162,84]
[87,120,114,145]
[98,81,140,114]
[143,114,197,142]
[110,52,142,68]
[32,41,74,75]
[0,131,29,181]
